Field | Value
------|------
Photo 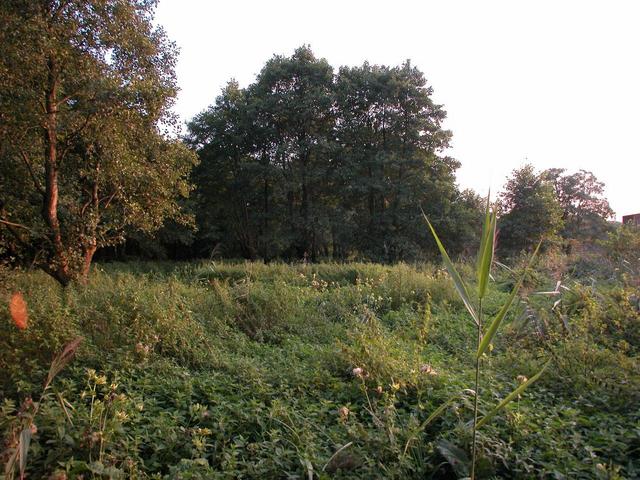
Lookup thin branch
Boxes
[0,218,33,232]
[58,114,94,161]
[101,190,117,210]
[19,150,45,196]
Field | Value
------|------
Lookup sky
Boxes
[155,0,639,219]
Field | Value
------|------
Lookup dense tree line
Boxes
[187,46,482,262]
[0,0,618,285]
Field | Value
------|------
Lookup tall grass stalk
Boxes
[423,196,547,479]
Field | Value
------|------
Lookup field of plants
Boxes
[1,254,639,479]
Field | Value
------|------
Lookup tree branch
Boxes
[19,149,45,196]
[58,114,94,162]
[0,218,33,231]
[101,190,117,210]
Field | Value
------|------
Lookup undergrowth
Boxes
[1,261,638,478]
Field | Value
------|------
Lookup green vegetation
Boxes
[2,259,638,478]
[0,2,636,479]
[425,199,546,479]
[186,47,475,263]
[0,0,196,285]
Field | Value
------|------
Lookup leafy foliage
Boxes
[1,260,637,478]
[498,165,564,254]
[0,0,197,285]
[545,168,614,241]
[187,47,480,262]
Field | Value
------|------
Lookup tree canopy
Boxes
[545,168,614,240]
[0,0,197,285]
[497,165,564,253]
[497,165,614,254]
[188,46,480,262]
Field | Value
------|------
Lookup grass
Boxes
[1,260,638,479]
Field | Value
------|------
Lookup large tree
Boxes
[333,61,459,260]
[544,168,614,241]
[251,46,335,261]
[498,164,564,253]
[189,48,472,262]
[189,47,336,261]
[0,0,196,285]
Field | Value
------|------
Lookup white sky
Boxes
[155,0,639,219]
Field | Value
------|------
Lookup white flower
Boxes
[352,367,364,378]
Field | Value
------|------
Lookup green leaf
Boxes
[19,427,31,478]
[403,393,459,455]
[477,208,496,300]
[476,240,541,358]
[435,439,470,478]
[423,211,479,325]
[476,360,550,428]
[476,192,492,298]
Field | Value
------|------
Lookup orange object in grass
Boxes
[9,292,28,330]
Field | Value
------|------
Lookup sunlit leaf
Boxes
[476,360,550,428]
[423,211,478,325]
[477,241,541,358]
[476,193,495,299]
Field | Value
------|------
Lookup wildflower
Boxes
[375,386,383,394]
[30,423,37,434]
[338,406,350,421]
[9,292,28,330]
[516,375,528,384]
[352,367,363,378]
[135,342,150,355]
[95,375,107,385]
[420,364,438,376]
[115,411,129,422]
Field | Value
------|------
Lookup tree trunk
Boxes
[262,176,269,260]
[81,242,97,284]
[43,56,71,286]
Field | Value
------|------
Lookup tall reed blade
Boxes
[423,211,479,326]
[476,240,542,358]
[476,360,550,428]
[476,193,496,300]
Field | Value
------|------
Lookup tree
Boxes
[544,168,614,241]
[251,46,335,261]
[333,61,458,261]
[0,0,196,285]
[189,48,467,262]
[498,165,563,253]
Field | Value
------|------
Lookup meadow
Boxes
[1,258,639,479]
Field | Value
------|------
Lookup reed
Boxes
[423,195,548,479]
